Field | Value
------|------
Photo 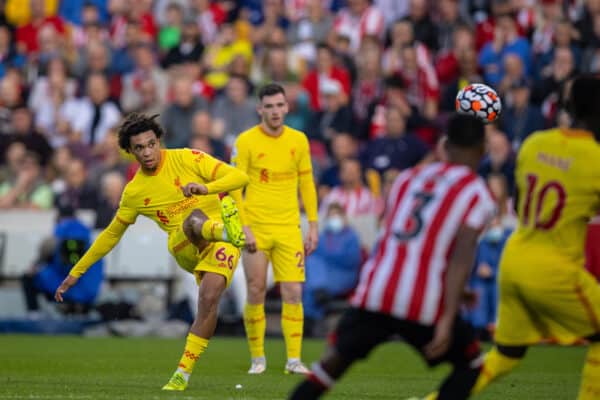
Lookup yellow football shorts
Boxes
[251,224,305,282]
[168,227,239,286]
[495,246,600,346]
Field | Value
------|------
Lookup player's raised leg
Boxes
[243,250,269,374]
[162,272,227,390]
[184,198,245,248]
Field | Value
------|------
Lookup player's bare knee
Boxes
[184,209,208,235]
[280,282,302,303]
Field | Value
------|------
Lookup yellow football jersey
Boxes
[117,148,237,233]
[510,128,600,265]
[231,125,318,226]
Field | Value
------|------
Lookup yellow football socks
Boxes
[200,220,225,242]
[177,333,209,374]
[578,343,600,400]
[282,302,304,360]
[472,347,521,394]
[244,303,266,358]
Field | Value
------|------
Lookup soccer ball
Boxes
[455,83,502,123]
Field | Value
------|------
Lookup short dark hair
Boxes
[446,113,485,148]
[258,83,286,100]
[568,75,600,123]
[118,113,164,151]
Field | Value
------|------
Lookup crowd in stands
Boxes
[1,0,600,329]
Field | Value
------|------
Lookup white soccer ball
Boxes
[235,384,243,390]
[455,83,502,123]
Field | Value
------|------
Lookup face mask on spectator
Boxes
[325,216,344,233]
[484,226,504,243]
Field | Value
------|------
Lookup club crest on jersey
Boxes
[290,148,296,158]
[260,168,269,183]
[156,210,170,225]
[144,198,151,206]
[174,176,181,188]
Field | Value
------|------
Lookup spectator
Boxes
[287,0,333,72]
[440,44,483,113]
[121,44,169,113]
[497,52,526,95]
[531,46,576,126]
[302,42,351,111]
[303,202,362,331]
[193,0,227,46]
[69,2,109,50]
[308,77,353,142]
[535,19,581,79]
[68,73,122,149]
[0,25,25,79]
[408,0,439,51]
[499,78,544,149]
[320,157,377,217]
[190,110,226,160]
[333,0,385,53]
[363,106,429,179]
[15,0,65,56]
[436,0,470,53]
[22,205,103,316]
[467,215,511,340]
[204,23,253,89]
[8,106,53,166]
[161,75,208,148]
[55,157,98,210]
[398,44,440,120]
[94,171,125,229]
[318,132,359,197]
[0,149,53,209]
[487,172,517,229]
[162,18,204,69]
[211,74,259,146]
[353,37,385,124]
[158,2,184,52]
[478,127,516,191]
[478,12,531,86]
[436,25,475,86]
[253,45,298,85]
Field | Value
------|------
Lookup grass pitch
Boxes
[0,335,585,399]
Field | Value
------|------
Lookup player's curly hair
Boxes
[117,112,165,151]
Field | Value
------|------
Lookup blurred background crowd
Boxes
[1,0,600,337]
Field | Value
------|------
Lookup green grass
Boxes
[0,335,585,399]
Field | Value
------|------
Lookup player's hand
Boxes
[54,275,79,302]
[243,226,257,253]
[424,315,453,360]
[304,221,319,255]
[182,183,208,197]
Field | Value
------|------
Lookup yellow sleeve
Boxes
[297,135,318,222]
[69,217,129,278]
[229,136,250,224]
[182,149,249,194]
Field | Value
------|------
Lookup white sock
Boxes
[176,368,190,382]
[221,229,229,241]
[287,357,300,364]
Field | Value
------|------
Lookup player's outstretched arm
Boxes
[54,217,129,302]
[424,224,479,359]
[204,160,249,195]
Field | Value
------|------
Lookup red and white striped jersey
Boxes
[320,185,378,218]
[350,162,496,325]
[333,5,385,53]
